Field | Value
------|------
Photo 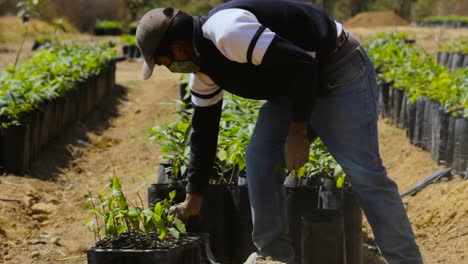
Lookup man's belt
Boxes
[325,29,362,65]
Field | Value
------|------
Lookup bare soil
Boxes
[0,20,467,264]
[344,11,409,28]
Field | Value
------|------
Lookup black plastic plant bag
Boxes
[229,185,256,264]
[301,209,345,264]
[430,105,449,165]
[406,98,417,141]
[286,184,320,264]
[452,118,468,177]
[398,91,407,128]
[412,98,426,147]
[392,88,404,125]
[446,116,457,166]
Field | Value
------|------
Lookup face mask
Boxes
[167,60,200,73]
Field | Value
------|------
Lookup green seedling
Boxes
[85,173,186,242]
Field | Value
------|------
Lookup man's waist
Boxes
[322,29,362,66]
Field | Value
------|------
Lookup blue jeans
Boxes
[245,47,423,264]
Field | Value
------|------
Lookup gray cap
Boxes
[136,8,180,80]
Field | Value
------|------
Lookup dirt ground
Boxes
[0,18,467,263]
[344,11,409,28]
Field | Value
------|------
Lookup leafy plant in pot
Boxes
[85,174,205,264]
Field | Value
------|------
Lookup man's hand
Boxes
[169,193,203,220]
[285,122,309,170]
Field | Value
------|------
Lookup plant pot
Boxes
[446,116,457,166]
[421,99,435,151]
[450,53,463,71]
[430,105,450,165]
[446,53,454,69]
[406,98,417,142]
[452,118,468,177]
[398,91,407,128]
[64,88,79,126]
[462,54,468,68]
[77,82,89,120]
[386,85,395,120]
[377,82,391,118]
[392,88,404,125]
[301,209,345,264]
[412,98,426,147]
[87,235,206,264]
[123,45,130,58]
[187,184,234,264]
[437,51,449,65]
[286,183,320,264]
[320,185,363,264]
[0,117,32,174]
[87,77,98,112]
[229,185,256,264]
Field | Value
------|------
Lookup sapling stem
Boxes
[229,166,237,184]
[89,195,102,241]
[12,24,29,76]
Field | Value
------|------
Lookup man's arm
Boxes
[186,72,223,195]
[170,73,222,219]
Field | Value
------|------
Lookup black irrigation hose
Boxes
[400,168,452,198]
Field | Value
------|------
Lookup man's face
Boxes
[154,42,189,66]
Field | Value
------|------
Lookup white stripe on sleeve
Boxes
[335,21,343,37]
[189,73,223,107]
[202,8,276,65]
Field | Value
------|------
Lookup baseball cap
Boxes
[136,8,180,80]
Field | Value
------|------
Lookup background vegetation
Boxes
[0,0,466,32]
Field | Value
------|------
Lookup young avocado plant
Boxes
[85,173,186,248]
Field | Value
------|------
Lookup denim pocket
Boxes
[324,63,366,97]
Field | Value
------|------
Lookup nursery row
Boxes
[437,39,468,70]
[94,20,138,36]
[415,16,468,28]
[367,33,468,178]
[0,42,116,173]
[366,33,467,117]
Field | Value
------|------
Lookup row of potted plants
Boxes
[415,16,468,28]
[437,39,468,71]
[147,89,362,264]
[0,42,117,173]
[120,35,142,60]
[366,33,468,178]
[94,21,138,36]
